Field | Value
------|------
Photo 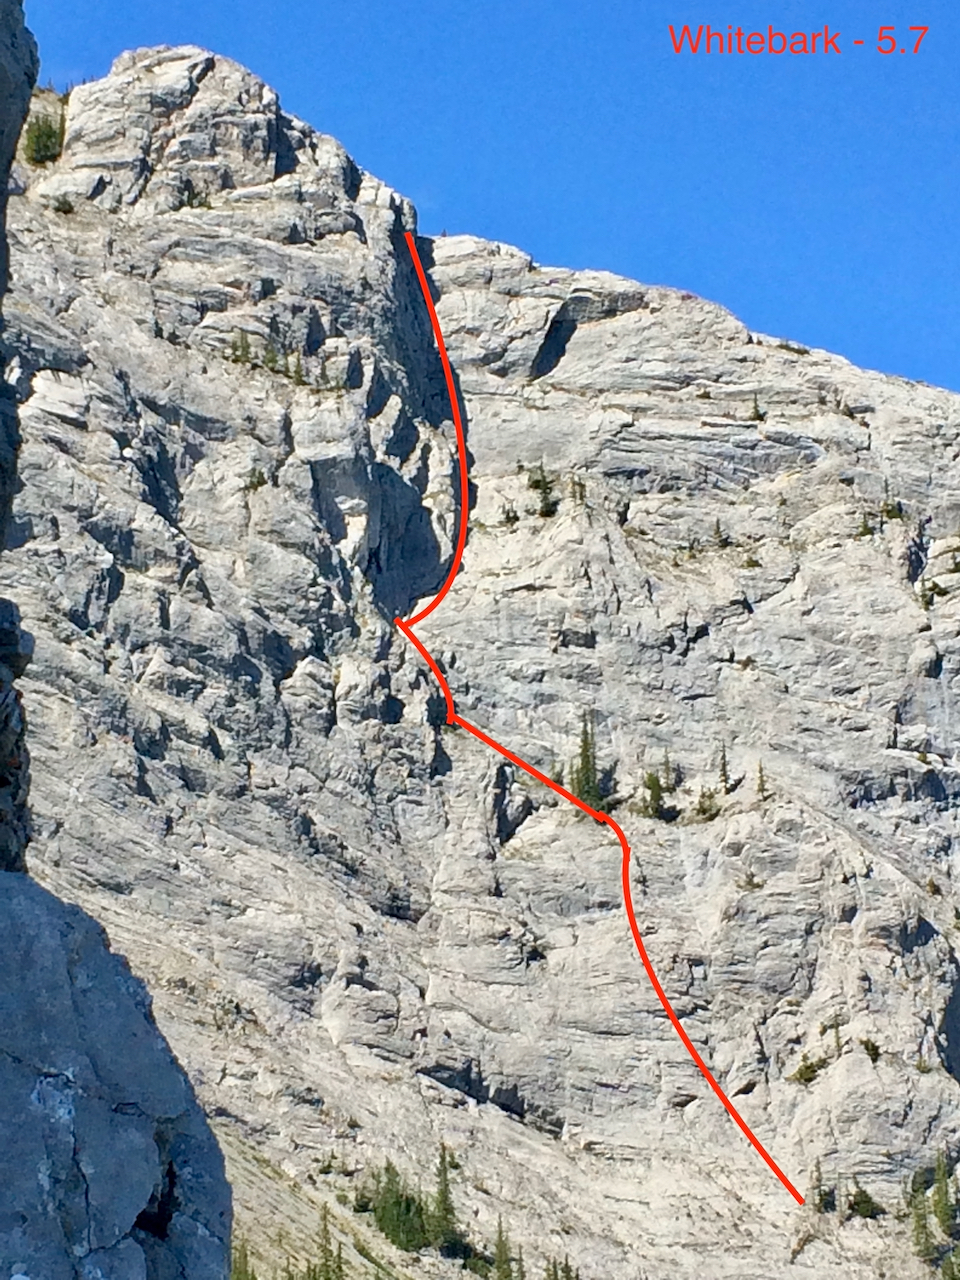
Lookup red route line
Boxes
[404,237,471,628]
[394,230,804,1207]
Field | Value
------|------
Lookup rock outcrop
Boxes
[5,41,960,1279]
[0,0,37,869]
[0,15,232,1278]
[0,873,231,1279]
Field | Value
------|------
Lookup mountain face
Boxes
[0,0,37,869]
[0,873,232,1279]
[6,41,960,1280]
[1,16,232,1278]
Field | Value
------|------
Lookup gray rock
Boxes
[0,872,230,1278]
[0,0,35,302]
[0,16,232,1277]
[5,40,960,1279]
[0,0,37,870]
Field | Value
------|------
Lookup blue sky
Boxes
[24,0,960,391]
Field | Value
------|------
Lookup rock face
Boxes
[0,872,231,1279]
[0,17,232,1278]
[0,0,35,305]
[5,41,960,1279]
[0,0,37,869]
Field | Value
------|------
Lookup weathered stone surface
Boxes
[0,19,232,1278]
[0,0,35,300]
[0,872,231,1279]
[0,0,37,870]
[5,41,960,1279]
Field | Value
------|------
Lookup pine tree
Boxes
[230,330,251,364]
[934,1148,955,1236]
[913,1188,936,1263]
[528,461,559,517]
[430,1142,459,1252]
[661,748,675,792]
[848,1179,883,1219]
[293,353,305,385]
[561,1257,574,1280]
[809,1157,835,1213]
[640,770,664,819]
[318,1204,333,1280]
[516,1246,526,1280]
[493,1216,513,1280]
[719,742,730,794]
[231,1239,258,1280]
[757,760,770,800]
[811,1158,823,1213]
[372,1160,428,1251]
[334,1243,344,1280]
[263,339,280,371]
[24,112,65,165]
[570,712,602,810]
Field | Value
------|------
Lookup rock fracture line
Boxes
[395,230,804,1206]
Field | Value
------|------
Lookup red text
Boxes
[669,25,841,54]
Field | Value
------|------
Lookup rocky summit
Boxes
[5,40,960,1280]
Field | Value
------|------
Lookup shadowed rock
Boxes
[0,14,232,1277]
[0,873,230,1277]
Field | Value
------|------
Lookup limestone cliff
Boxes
[0,14,232,1278]
[1,873,231,1278]
[0,0,37,868]
[6,41,960,1280]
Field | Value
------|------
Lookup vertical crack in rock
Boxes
[70,1125,92,1257]
[134,1155,178,1240]
[530,301,579,380]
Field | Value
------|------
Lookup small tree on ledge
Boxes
[429,1143,461,1255]
[570,711,603,811]
[757,761,771,801]
[493,1216,513,1280]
